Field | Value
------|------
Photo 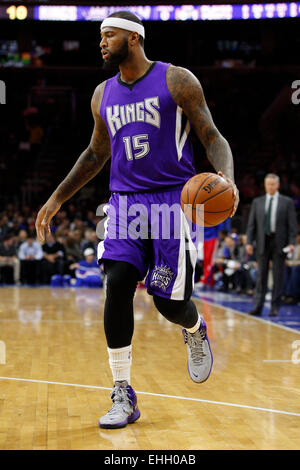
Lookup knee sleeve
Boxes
[105,260,139,294]
[104,260,140,348]
[153,295,198,329]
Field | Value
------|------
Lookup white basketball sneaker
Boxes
[182,317,213,383]
[99,380,140,429]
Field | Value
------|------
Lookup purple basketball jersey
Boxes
[100,61,196,192]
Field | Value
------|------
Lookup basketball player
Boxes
[35,11,239,429]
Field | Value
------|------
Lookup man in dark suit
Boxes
[246,173,298,316]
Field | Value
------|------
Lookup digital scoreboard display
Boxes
[0,5,34,20]
[1,3,300,22]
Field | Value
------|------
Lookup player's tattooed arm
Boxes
[167,65,239,214]
[35,82,111,242]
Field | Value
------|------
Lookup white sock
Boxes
[186,313,201,334]
[107,345,132,384]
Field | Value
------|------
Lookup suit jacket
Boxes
[246,194,298,256]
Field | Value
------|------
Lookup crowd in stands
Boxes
[0,202,104,288]
[0,202,299,305]
[196,226,300,305]
[195,224,256,294]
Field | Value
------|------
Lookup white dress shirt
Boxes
[18,241,43,260]
[265,191,279,234]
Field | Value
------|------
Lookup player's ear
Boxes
[128,31,139,46]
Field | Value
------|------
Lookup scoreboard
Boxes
[1,4,33,20]
[1,3,300,21]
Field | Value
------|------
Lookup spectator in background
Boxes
[199,219,231,287]
[16,229,28,249]
[10,215,27,235]
[72,229,83,246]
[246,173,298,316]
[90,230,99,251]
[81,228,98,253]
[53,219,71,241]
[70,217,85,232]
[215,234,255,294]
[212,228,230,289]
[41,232,65,284]
[0,215,9,241]
[69,248,103,287]
[53,230,66,246]
[283,232,300,304]
[18,232,43,284]
[51,210,70,234]
[235,234,256,294]
[216,229,229,257]
[215,235,239,292]
[65,232,82,269]
[86,210,97,229]
[0,233,20,284]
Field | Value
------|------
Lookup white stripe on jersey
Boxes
[175,106,191,161]
[97,208,109,261]
[170,210,197,300]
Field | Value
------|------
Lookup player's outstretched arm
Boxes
[35,83,111,242]
[167,65,239,215]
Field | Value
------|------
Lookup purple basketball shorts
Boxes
[97,185,201,300]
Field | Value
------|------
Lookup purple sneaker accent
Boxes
[182,317,213,383]
[99,381,141,429]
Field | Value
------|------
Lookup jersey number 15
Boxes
[123,134,149,161]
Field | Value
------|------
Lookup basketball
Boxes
[180,172,234,226]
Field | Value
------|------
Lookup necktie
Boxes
[265,196,273,235]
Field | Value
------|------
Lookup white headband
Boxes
[101,17,145,39]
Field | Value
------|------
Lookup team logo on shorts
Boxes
[150,265,174,292]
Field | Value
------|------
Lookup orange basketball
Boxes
[180,172,234,226]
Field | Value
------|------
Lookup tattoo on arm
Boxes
[53,82,111,203]
[167,65,235,181]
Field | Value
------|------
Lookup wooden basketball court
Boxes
[0,286,299,450]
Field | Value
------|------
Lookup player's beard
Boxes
[102,38,129,72]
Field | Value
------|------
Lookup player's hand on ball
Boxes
[217,171,239,217]
[35,196,62,243]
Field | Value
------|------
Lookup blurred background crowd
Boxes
[0,204,103,286]
[1,205,299,305]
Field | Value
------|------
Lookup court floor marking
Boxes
[0,376,299,418]
[193,295,300,336]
